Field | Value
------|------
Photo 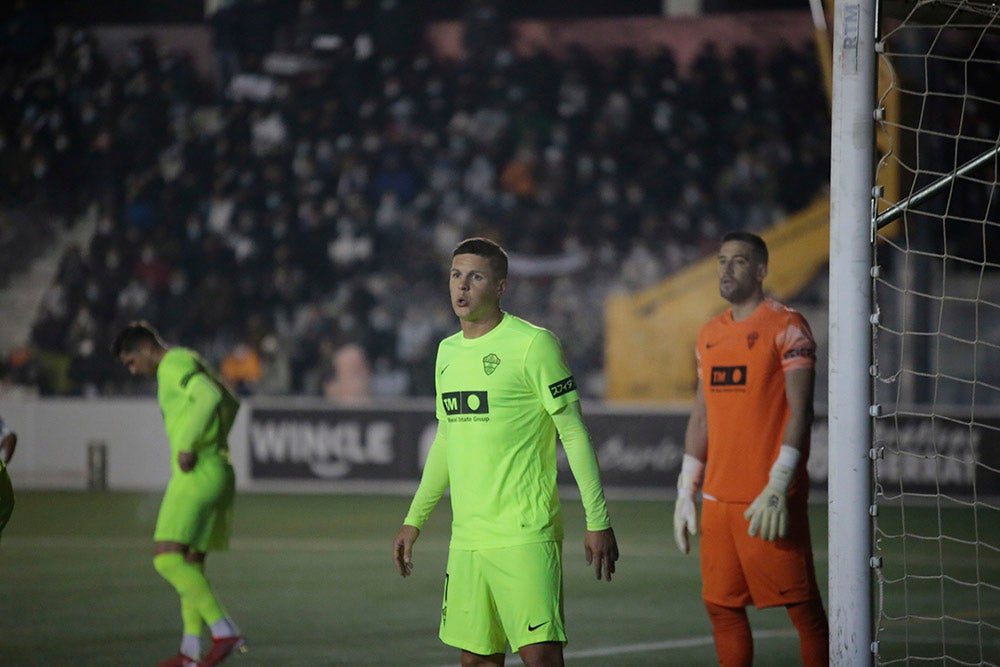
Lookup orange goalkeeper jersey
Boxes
[697,298,816,503]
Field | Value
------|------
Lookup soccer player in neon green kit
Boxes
[112,321,245,667]
[0,414,18,542]
[393,238,619,667]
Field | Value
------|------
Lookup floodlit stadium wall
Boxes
[1,397,995,497]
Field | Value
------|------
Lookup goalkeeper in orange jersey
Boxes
[673,232,829,666]
[113,321,245,667]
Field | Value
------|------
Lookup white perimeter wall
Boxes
[3,396,985,496]
[0,397,250,491]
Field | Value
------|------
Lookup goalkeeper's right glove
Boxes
[673,454,704,555]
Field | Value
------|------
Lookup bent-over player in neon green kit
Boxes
[393,238,619,667]
[112,321,245,667]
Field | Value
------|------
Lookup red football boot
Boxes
[198,635,247,666]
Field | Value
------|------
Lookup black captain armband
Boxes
[549,376,577,398]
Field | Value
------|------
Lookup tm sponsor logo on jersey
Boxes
[442,391,490,421]
[548,375,576,398]
[710,365,747,388]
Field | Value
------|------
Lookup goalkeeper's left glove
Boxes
[744,445,800,541]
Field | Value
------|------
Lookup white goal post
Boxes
[829,0,877,664]
[831,1,1000,665]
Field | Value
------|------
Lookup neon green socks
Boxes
[153,553,226,627]
[181,561,205,636]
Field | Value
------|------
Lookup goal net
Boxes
[871,1,1000,663]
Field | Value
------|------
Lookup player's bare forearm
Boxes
[781,367,815,451]
[393,524,420,577]
[585,527,619,581]
[683,381,709,461]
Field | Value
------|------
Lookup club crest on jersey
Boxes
[747,331,759,349]
[483,353,500,376]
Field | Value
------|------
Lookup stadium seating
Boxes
[3,2,830,398]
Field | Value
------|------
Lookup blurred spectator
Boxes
[280,0,332,53]
[3,345,41,393]
[499,145,539,200]
[463,0,510,69]
[207,0,242,92]
[370,355,409,398]
[221,342,262,396]
[133,244,172,294]
[257,333,292,395]
[68,337,116,397]
[322,341,372,403]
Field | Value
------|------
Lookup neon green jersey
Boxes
[157,348,239,473]
[405,313,610,549]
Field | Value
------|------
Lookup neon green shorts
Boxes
[439,541,566,655]
[154,458,235,552]
[0,462,14,541]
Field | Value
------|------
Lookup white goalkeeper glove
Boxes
[673,454,704,554]
[744,445,800,541]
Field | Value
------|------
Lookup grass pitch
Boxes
[1,490,992,665]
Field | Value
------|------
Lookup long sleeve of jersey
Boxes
[173,373,223,454]
[552,401,611,531]
[403,423,450,529]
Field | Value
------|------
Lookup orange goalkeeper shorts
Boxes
[699,496,823,609]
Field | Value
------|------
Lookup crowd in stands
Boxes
[0,7,109,289]
[1,0,830,399]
